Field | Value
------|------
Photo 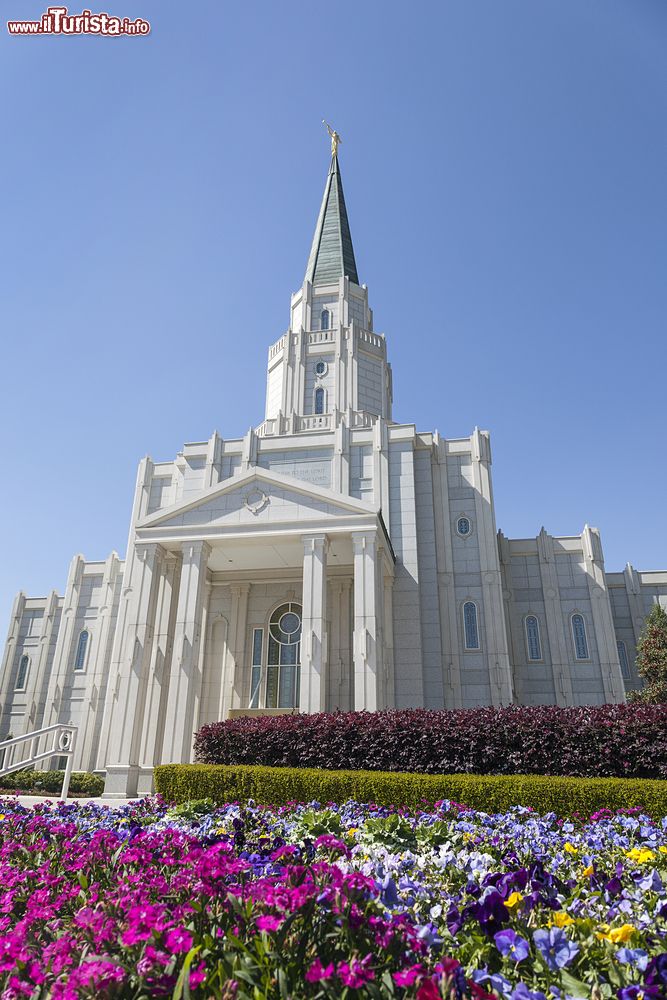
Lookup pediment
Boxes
[138,467,375,531]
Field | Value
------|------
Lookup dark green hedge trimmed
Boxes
[154,763,667,817]
[0,769,104,797]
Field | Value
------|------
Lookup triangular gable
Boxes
[138,466,375,530]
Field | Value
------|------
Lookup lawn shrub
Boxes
[0,769,104,796]
[154,763,667,816]
[193,702,667,778]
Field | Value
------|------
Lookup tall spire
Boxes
[304,148,359,287]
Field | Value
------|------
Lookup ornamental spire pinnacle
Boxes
[304,125,359,287]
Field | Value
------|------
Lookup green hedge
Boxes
[154,763,667,817]
[0,769,104,797]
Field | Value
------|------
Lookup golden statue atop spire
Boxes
[322,120,341,158]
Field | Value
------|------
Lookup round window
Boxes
[456,516,471,536]
[269,603,303,646]
[314,360,327,376]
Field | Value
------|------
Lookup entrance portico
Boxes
[100,467,394,795]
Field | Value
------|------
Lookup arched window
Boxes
[463,601,480,650]
[265,603,302,709]
[314,387,325,415]
[571,614,589,660]
[617,640,630,679]
[524,615,542,661]
[15,655,29,691]
[320,309,330,331]
[74,629,89,671]
[456,516,471,536]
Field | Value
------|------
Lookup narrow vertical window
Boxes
[249,628,263,708]
[617,640,630,679]
[74,629,89,671]
[15,655,29,691]
[314,387,325,415]
[320,308,330,331]
[524,615,542,661]
[463,602,480,650]
[571,614,589,659]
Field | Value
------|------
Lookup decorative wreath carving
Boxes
[243,489,269,515]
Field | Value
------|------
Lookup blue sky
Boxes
[1,0,665,620]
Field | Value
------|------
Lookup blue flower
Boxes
[494,928,530,962]
[615,948,649,972]
[510,984,548,1000]
[472,967,512,997]
[533,927,580,971]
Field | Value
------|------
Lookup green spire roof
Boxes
[304,152,359,287]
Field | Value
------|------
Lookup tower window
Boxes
[456,516,471,536]
[74,629,89,671]
[524,615,542,661]
[15,655,29,691]
[315,360,327,376]
[320,309,330,331]
[617,640,630,679]
[463,601,480,650]
[314,387,325,415]
[571,614,589,660]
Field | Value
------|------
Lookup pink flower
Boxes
[305,959,335,982]
[337,954,375,988]
[256,915,282,932]
[393,964,424,986]
[164,927,194,954]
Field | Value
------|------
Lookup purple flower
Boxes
[494,929,530,962]
[617,988,661,1000]
[533,927,580,971]
[645,953,667,987]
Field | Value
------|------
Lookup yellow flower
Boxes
[505,892,523,909]
[626,848,656,864]
[596,923,636,943]
[347,828,358,839]
[659,846,667,855]
[582,865,594,877]
[563,842,578,854]
[552,911,574,928]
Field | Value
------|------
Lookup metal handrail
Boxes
[0,724,78,799]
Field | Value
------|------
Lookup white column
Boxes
[300,534,328,713]
[161,541,211,764]
[103,543,165,796]
[137,552,180,791]
[0,592,27,735]
[221,584,250,716]
[582,526,624,704]
[537,528,575,706]
[352,530,381,711]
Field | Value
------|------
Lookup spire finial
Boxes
[322,120,341,158]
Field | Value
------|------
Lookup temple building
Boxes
[2,140,666,796]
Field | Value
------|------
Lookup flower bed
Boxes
[0,797,666,998]
[193,703,667,778]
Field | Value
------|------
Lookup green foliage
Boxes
[154,762,667,818]
[631,602,667,704]
[0,769,104,797]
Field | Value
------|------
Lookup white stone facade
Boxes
[1,152,665,796]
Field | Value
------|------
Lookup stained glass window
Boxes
[314,387,325,415]
[265,603,302,709]
[617,640,630,679]
[525,615,542,660]
[249,628,263,708]
[15,655,29,691]
[74,630,89,671]
[571,614,589,659]
[320,309,330,330]
[463,602,480,650]
[457,516,471,536]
